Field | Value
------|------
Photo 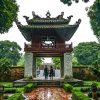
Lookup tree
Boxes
[88,0,100,42]
[36,57,44,67]
[0,40,22,66]
[60,0,89,6]
[17,54,25,66]
[52,57,61,69]
[74,42,100,65]
[0,0,18,33]
[0,58,11,78]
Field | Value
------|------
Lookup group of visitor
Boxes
[44,65,55,80]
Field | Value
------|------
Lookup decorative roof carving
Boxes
[23,16,29,21]
[75,19,81,25]
[56,12,64,19]
[32,11,41,19]
[15,18,22,26]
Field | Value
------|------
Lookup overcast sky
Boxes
[0,0,98,53]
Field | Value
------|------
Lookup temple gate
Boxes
[16,11,81,78]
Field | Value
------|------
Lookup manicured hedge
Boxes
[16,88,25,93]
[7,83,37,100]
[4,88,16,93]
[88,92,100,97]
[73,87,81,92]
[24,83,37,93]
[7,93,24,100]
[72,91,91,100]
[80,87,91,92]
[63,83,73,92]
[0,82,13,88]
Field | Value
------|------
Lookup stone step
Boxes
[38,85,60,87]
[36,81,63,87]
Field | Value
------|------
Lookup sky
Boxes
[0,0,98,53]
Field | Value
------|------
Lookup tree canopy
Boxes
[0,0,18,33]
[52,57,61,69]
[36,57,44,67]
[74,42,100,65]
[60,0,89,6]
[0,40,22,66]
[88,0,100,42]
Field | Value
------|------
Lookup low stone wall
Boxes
[73,66,97,80]
[0,66,97,81]
[0,67,24,81]
[10,67,24,81]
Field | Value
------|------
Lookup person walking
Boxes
[49,66,54,80]
[44,65,48,79]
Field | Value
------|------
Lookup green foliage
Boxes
[60,0,89,6]
[0,0,18,33]
[24,83,37,93]
[89,65,100,80]
[80,87,90,92]
[72,56,79,65]
[0,40,22,66]
[1,82,13,88]
[16,88,25,93]
[0,82,13,87]
[4,88,16,93]
[72,91,91,100]
[36,57,44,67]
[52,57,61,69]
[63,83,73,92]
[73,87,81,92]
[0,58,11,77]
[17,55,25,66]
[74,42,100,65]
[88,0,100,39]
[7,93,23,100]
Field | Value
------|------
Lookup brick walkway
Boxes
[25,87,70,100]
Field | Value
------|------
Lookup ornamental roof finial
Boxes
[46,10,51,18]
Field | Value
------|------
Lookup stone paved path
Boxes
[25,87,70,100]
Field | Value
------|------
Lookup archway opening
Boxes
[36,57,62,78]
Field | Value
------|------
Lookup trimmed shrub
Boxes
[72,91,91,100]
[81,87,91,92]
[63,83,73,92]
[16,88,25,93]
[88,92,100,97]
[7,93,23,100]
[0,82,13,88]
[24,83,37,93]
[73,87,81,92]
[4,88,16,93]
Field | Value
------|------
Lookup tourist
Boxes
[44,65,49,79]
[49,66,54,80]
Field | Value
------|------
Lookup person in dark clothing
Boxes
[44,65,48,79]
[49,66,54,80]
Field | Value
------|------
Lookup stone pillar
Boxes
[64,52,73,78]
[24,53,33,77]
[60,56,64,78]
